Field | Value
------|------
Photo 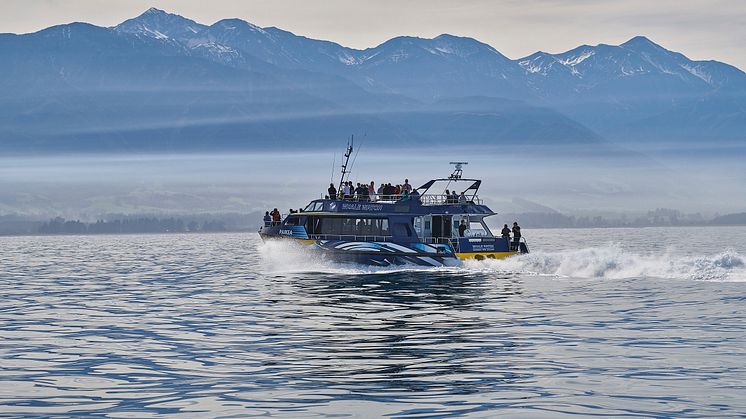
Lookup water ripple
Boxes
[1,232,745,417]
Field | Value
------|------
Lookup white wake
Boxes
[464,245,745,282]
[258,239,745,281]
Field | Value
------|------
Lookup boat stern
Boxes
[454,236,528,261]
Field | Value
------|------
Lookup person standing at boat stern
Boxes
[512,222,521,250]
[501,224,511,240]
[459,220,467,237]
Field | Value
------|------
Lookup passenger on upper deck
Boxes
[445,189,452,204]
[458,192,467,204]
[409,188,420,201]
[368,182,376,201]
[450,191,459,204]
[355,184,361,201]
[402,179,412,194]
[382,183,393,200]
[361,184,370,201]
[343,182,351,200]
[328,183,337,200]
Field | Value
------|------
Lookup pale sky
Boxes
[2,0,745,70]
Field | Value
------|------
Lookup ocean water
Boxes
[1,227,745,417]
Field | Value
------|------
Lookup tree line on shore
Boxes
[1,209,744,236]
[38,217,227,235]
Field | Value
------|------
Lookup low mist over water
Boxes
[1,144,745,222]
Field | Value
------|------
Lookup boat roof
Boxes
[297,162,493,217]
[300,198,494,217]
[416,178,481,195]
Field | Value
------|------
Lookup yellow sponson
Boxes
[456,252,517,261]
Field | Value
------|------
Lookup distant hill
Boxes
[1,7,744,153]
[711,213,746,225]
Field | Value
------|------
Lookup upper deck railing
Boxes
[418,194,482,206]
[324,193,482,206]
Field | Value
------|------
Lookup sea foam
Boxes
[259,240,745,281]
[464,245,745,282]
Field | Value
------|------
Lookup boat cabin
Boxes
[279,175,496,248]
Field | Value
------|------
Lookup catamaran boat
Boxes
[259,144,528,267]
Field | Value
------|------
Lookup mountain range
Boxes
[1,7,744,153]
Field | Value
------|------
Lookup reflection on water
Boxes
[1,232,745,417]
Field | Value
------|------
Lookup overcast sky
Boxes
[2,0,745,69]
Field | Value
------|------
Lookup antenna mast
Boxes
[449,161,468,179]
[337,135,354,195]
[330,153,336,184]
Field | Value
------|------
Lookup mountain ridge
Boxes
[1,7,744,153]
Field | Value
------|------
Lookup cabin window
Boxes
[316,217,390,237]
[424,220,431,230]
[393,223,411,237]
[285,216,302,226]
[305,217,322,234]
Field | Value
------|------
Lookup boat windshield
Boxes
[466,221,491,237]
[304,201,324,212]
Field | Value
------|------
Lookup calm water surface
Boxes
[1,227,745,417]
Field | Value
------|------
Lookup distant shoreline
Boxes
[3,223,745,239]
[2,210,744,237]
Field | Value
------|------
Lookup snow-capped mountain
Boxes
[343,34,529,100]
[197,19,358,72]
[114,9,531,100]
[1,8,744,153]
[519,36,745,100]
[111,8,746,103]
[511,36,746,140]
[114,7,206,42]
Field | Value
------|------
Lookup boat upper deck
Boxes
[302,195,494,216]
